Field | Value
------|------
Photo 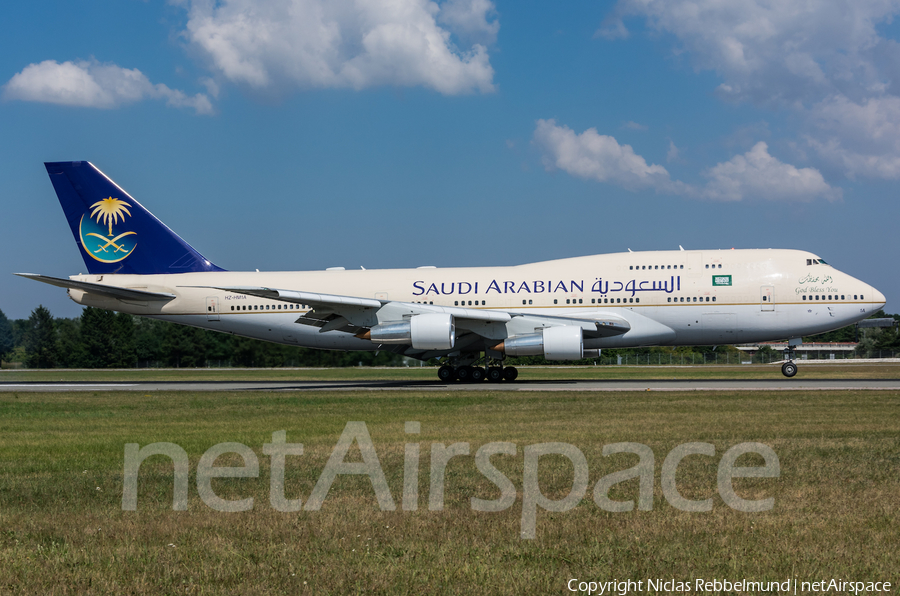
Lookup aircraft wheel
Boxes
[470,367,486,382]
[781,361,798,378]
[503,366,519,381]
[487,367,503,382]
[438,366,456,382]
[457,366,473,382]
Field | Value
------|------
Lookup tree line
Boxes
[0,306,406,369]
[1,305,897,369]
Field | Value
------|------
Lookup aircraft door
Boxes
[760,286,774,312]
[206,296,220,321]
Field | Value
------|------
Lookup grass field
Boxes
[1,375,898,594]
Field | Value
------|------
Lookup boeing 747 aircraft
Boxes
[18,162,886,381]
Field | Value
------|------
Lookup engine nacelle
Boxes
[498,326,583,361]
[369,313,455,350]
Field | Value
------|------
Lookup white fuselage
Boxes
[64,249,886,352]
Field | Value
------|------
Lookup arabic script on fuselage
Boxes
[412,276,681,298]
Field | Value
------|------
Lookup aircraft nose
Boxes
[871,285,887,310]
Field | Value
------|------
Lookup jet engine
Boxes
[368,313,456,350]
[492,325,583,360]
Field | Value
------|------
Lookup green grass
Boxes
[1,389,898,594]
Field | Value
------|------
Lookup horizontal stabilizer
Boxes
[15,273,176,302]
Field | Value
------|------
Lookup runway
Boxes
[3,378,900,392]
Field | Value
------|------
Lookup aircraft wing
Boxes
[16,273,176,301]
[198,285,630,339]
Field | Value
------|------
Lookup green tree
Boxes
[56,317,83,368]
[78,307,116,368]
[110,312,137,368]
[0,309,13,364]
[22,305,59,368]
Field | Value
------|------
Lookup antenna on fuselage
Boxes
[679,245,685,251]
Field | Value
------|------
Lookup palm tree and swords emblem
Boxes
[78,197,137,263]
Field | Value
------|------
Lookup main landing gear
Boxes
[437,364,519,383]
[781,346,798,378]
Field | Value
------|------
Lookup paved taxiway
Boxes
[3,378,900,392]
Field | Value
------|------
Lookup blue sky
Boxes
[2,0,898,320]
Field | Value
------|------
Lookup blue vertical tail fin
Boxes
[45,161,224,275]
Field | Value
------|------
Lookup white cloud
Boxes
[3,59,213,114]
[702,142,841,202]
[179,0,496,95]
[666,139,680,162]
[602,0,900,106]
[532,119,680,192]
[534,121,840,202]
[622,120,647,130]
[438,0,499,46]
[806,94,900,178]
[600,0,900,181]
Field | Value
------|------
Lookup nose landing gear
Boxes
[781,345,798,377]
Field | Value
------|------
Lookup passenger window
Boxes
[705,264,709,269]
[841,295,845,300]
[455,301,458,306]
[629,266,633,270]
[712,297,716,302]
[680,265,684,269]
[861,295,864,300]
[635,298,639,303]
[763,296,767,301]
[668,297,672,302]
[529,300,533,305]
[554,299,558,304]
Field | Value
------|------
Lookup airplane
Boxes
[17,161,886,381]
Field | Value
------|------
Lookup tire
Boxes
[781,361,798,378]
[470,367,486,382]
[487,367,503,382]
[457,366,473,382]
[502,366,519,381]
[438,365,456,381]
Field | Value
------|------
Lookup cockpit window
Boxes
[807,258,828,265]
